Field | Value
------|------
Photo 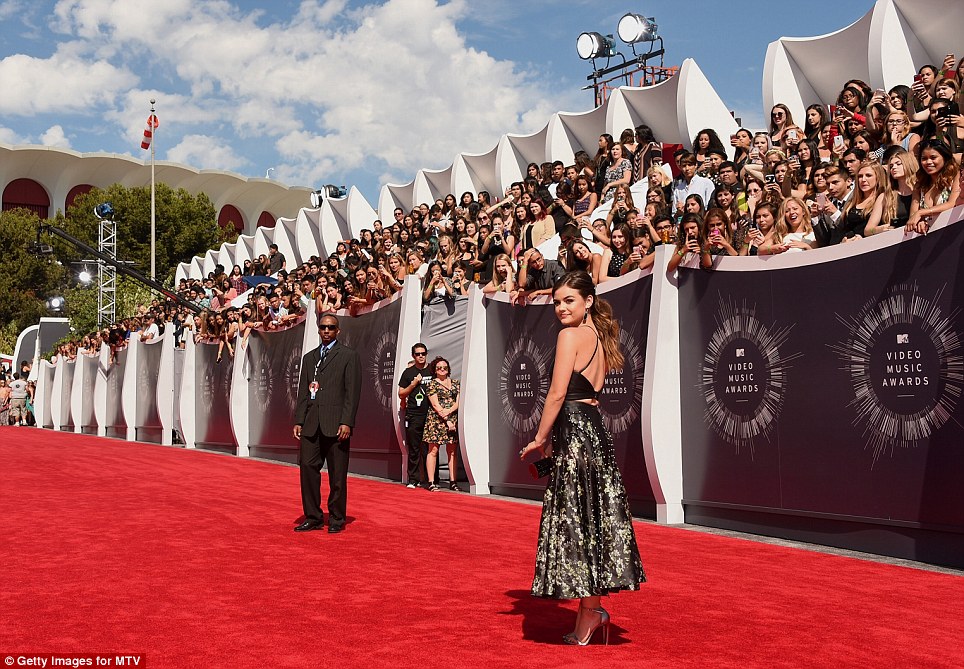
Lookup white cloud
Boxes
[40,124,71,148]
[36,0,579,189]
[0,49,137,115]
[0,125,26,144]
[0,0,26,20]
[166,134,250,172]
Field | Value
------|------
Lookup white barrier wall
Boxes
[70,350,99,434]
[33,207,964,571]
[156,329,178,446]
[36,360,56,429]
[51,357,75,432]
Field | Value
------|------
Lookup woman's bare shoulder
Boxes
[556,325,594,347]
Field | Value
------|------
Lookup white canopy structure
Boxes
[763,0,964,121]
[14,0,955,285]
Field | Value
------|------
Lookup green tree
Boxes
[63,277,154,337]
[0,208,68,353]
[0,183,237,354]
[58,183,235,284]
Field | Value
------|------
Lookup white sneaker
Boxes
[406,482,417,489]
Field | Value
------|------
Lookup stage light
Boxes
[576,32,614,60]
[617,13,658,44]
[46,296,65,313]
[78,266,92,285]
[309,185,348,208]
[93,202,115,220]
[28,242,54,255]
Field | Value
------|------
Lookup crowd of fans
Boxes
[40,54,964,365]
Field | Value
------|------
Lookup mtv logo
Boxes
[520,363,527,370]
[736,349,745,358]
[897,334,910,344]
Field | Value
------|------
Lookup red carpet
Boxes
[1,427,962,668]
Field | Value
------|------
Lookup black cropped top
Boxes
[565,328,601,401]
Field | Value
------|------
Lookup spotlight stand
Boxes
[95,205,118,327]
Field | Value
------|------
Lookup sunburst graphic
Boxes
[200,365,216,406]
[108,357,123,397]
[499,334,554,437]
[598,328,645,437]
[831,283,963,464]
[700,296,798,457]
[137,359,158,400]
[369,330,398,413]
[83,361,96,397]
[282,345,302,412]
[253,345,273,412]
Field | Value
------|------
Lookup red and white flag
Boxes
[140,114,159,150]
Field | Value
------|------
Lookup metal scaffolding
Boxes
[97,215,118,327]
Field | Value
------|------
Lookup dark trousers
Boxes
[299,433,349,527]
[405,414,427,484]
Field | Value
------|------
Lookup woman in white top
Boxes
[774,197,815,251]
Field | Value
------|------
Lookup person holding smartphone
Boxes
[619,232,655,274]
[743,203,783,256]
[666,213,712,272]
[703,208,739,257]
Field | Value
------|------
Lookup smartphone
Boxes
[833,135,845,150]
[736,191,748,213]
[913,74,923,85]
[729,134,737,144]
[816,193,827,207]
[935,105,950,119]
[787,129,798,141]
[829,104,838,118]
[875,88,886,98]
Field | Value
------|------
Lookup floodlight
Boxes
[617,13,658,44]
[78,267,93,284]
[310,185,348,208]
[46,296,65,312]
[576,32,614,60]
[94,202,115,219]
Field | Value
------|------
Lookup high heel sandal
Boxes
[562,606,610,646]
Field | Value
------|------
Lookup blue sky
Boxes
[0,1,872,205]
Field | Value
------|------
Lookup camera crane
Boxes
[31,221,202,315]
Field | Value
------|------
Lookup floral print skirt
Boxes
[531,401,646,599]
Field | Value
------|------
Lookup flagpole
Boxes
[150,98,156,282]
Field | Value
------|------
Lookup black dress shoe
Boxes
[294,520,323,532]
[327,525,344,534]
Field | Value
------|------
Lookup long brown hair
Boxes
[552,271,624,371]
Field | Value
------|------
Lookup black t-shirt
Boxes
[399,365,433,417]
[525,259,566,291]
[269,252,286,274]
